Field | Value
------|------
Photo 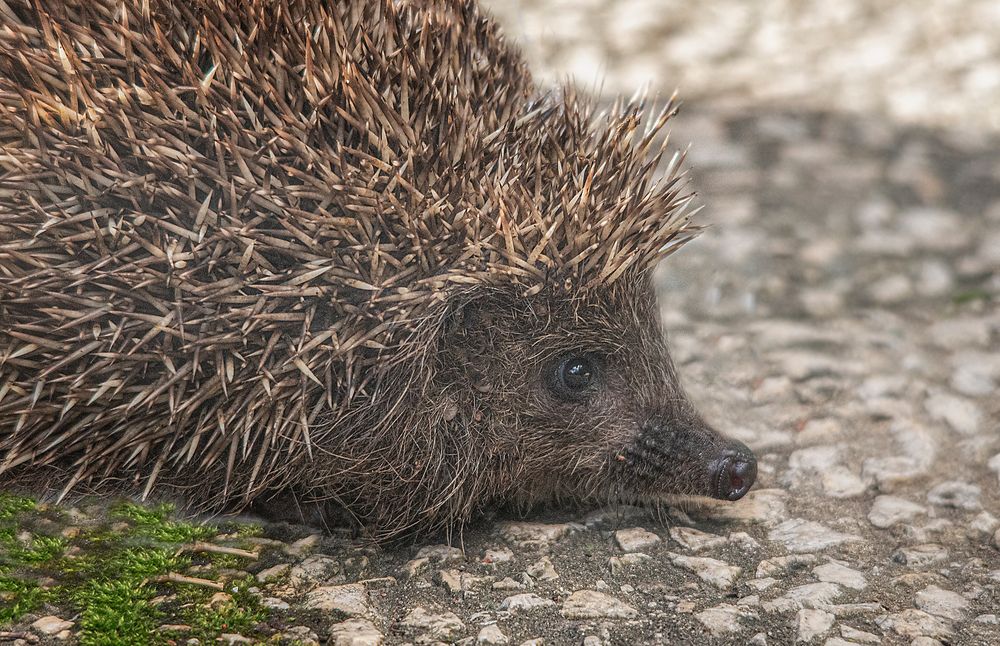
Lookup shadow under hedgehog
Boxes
[0,0,756,541]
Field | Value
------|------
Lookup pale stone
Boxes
[821,466,867,498]
[951,364,995,396]
[783,582,844,607]
[748,577,778,592]
[437,569,483,593]
[869,274,913,303]
[669,526,727,552]
[892,544,949,567]
[768,519,862,553]
[492,577,524,591]
[924,391,982,435]
[862,455,926,491]
[813,562,867,591]
[668,553,742,589]
[695,604,755,637]
[839,625,881,643]
[876,609,953,639]
[797,608,835,642]
[868,495,926,528]
[263,597,290,611]
[608,552,652,575]
[477,624,509,645]
[284,534,321,557]
[614,527,662,552]
[399,557,430,579]
[700,488,788,524]
[968,511,999,540]
[497,522,573,548]
[560,590,638,619]
[289,555,342,589]
[482,547,515,566]
[280,626,319,645]
[526,556,558,581]
[988,453,1000,484]
[927,481,981,510]
[787,445,842,475]
[303,584,370,616]
[500,593,555,613]
[399,607,465,641]
[728,532,761,551]
[31,616,73,635]
[915,585,970,621]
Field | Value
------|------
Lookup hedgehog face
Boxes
[443,275,756,509]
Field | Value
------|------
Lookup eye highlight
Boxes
[561,357,593,390]
[549,354,600,400]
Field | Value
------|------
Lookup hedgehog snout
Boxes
[707,440,757,501]
[622,416,757,501]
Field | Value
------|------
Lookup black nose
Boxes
[710,446,757,501]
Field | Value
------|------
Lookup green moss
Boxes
[81,546,189,581]
[233,523,264,538]
[0,576,53,624]
[8,534,67,565]
[73,579,161,646]
[185,576,267,640]
[109,502,215,543]
[162,575,267,642]
[185,597,263,637]
[0,493,36,521]
[0,496,272,641]
[210,553,247,570]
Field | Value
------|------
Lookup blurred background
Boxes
[483,0,1000,130]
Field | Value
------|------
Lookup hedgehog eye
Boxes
[550,354,598,400]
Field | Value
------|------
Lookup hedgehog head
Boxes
[434,275,757,501]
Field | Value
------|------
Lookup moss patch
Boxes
[0,576,52,624]
[0,494,272,644]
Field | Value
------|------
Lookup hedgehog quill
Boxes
[0,0,756,541]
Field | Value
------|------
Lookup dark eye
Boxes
[561,357,593,389]
[550,355,598,400]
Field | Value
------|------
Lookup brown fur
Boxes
[0,0,744,541]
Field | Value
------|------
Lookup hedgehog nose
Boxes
[710,442,757,501]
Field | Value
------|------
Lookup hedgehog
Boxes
[0,0,757,541]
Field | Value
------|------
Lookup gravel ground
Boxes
[3,1,1000,645]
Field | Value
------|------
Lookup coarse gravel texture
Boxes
[3,1,1000,645]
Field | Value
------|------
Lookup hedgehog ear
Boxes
[444,294,483,334]
[445,298,480,335]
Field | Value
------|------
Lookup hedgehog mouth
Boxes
[615,421,757,501]
[707,449,757,501]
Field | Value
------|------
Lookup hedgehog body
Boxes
[0,0,755,539]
